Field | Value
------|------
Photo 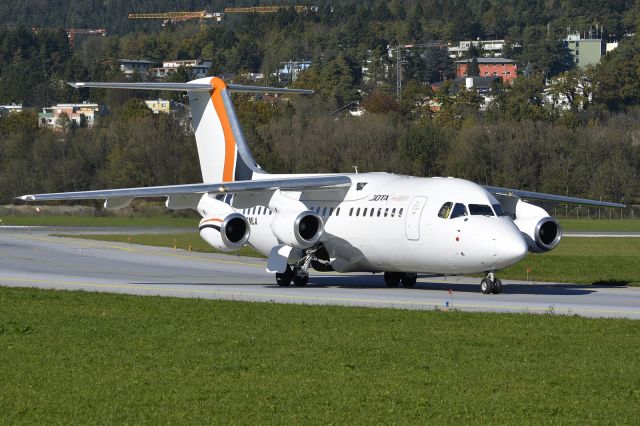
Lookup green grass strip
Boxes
[1,287,639,424]
[0,215,196,227]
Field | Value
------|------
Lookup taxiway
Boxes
[1,227,638,319]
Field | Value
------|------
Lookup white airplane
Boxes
[18,77,624,294]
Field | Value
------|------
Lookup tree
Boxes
[467,56,480,76]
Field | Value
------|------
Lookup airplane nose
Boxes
[501,228,528,263]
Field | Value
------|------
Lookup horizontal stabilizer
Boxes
[68,81,313,94]
[18,175,351,202]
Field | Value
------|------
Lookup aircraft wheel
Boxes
[276,265,293,287]
[384,272,401,287]
[401,273,417,288]
[494,278,503,294]
[293,270,309,287]
[480,278,493,294]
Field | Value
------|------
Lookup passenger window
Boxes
[450,203,468,218]
[438,202,453,219]
[377,208,381,217]
[469,204,494,216]
[349,208,353,216]
[251,207,256,215]
[363,208,368,216]
[398,208,403,218]
[370,208,374,217]
[356,208,361,216]
[492,204,505,217]
[322,207,327,216]
[336,207,340,216]
[384,208,388,217]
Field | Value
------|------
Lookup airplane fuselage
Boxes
[230,172,528,275]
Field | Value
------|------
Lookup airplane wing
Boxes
[483,185,625,208]
[17,175,351,202]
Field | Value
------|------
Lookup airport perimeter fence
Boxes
[553,205,640,221]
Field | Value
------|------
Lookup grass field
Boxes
[3,215,640,231]
[1,286,639,424]
[64,233,640,286]
[0,215,196,228]
[500,237,640,285]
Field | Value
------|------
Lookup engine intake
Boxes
[199,212,250,252]
[513,200,562,253]
[271,210,324,249]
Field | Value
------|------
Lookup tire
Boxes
[293,273,309,287]
[480,278,493,294]
[494,278,503,294]
[401,273,417,288]
[384,272,400,287]
[276,265,293,287]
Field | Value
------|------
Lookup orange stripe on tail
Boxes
[210,77,236,183]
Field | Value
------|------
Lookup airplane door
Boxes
[405,197,427,241]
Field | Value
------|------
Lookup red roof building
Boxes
[455,58,518,83]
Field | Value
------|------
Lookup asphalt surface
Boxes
[1,227,639,319]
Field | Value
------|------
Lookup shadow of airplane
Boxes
[134,274,596,296]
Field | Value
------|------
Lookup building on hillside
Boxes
[144,99,184,114]
[151,59,213,79]
[0,104,23,116]
[38,103,106,129]
[430,76,502,111]
[119,59,155,78]
[455,58,517,83]
[277,60,311,83]
[448,40,506,58]
[564,31,604,68]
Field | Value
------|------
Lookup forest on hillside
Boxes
[0,1,639,207]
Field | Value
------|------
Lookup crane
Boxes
[127,11,223,25]
[127,6,317,25]
[26,27,106,49]
[223,6,316,13]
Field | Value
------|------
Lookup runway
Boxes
[1,227,639,319]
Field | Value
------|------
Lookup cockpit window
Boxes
[450,203,468,218]
[469,204,494,216]
[492,203,506,217]
[438,202,453,219]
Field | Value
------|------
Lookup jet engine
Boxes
[197,195,250,252]
[512,199,562,253]
[199,213,250,252]
[270,210,324,249]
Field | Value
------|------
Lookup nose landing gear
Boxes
[480,271,503,294]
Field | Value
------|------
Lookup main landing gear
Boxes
[275,265,310,287]
[275,250,314,287]
[480,271,503,294]
[384,272,418,288]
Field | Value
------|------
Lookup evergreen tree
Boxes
[467,57,480,76]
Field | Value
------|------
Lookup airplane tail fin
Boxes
[70,78,312,183]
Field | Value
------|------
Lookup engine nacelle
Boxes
[199,213,250,252]
[513,200,562,253]
[197,194,250,252]
[270,210,324,249]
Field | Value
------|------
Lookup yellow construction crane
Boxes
[128,6,316,25]
[224,6,314,13]
[128,11,223,22]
